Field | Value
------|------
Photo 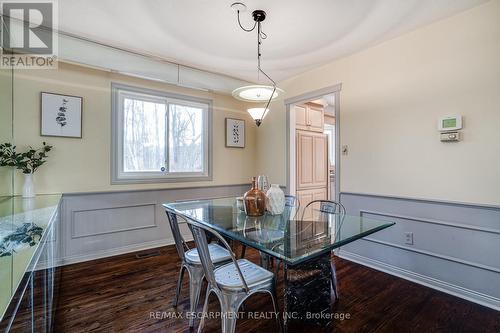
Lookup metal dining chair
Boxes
[301,199,346,300]
[283,195,300,222]
[165,211,232,328]
[186,218,281,333]
[284,195,298,207]
[301,199,346,220]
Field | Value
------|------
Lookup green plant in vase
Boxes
[0,142,52,198]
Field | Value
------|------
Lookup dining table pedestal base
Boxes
[283,252,333,331]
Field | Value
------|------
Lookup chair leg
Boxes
[269,287,282,333]
[275,260,282,284]
[198,287,211,333]
[240,244,246,259]
[221,314,237,333]
[188,267,204,328]
[220,293,245,333]
[331,261,339,301]
[260,252,271,269]
[173,266,185,307]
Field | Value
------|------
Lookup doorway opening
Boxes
[285,84,341,207]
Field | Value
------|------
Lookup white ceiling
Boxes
[57,0,489,83]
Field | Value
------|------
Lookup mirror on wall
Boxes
[0,19,15,325]
[0,67,13,198]
[0,61,14,325]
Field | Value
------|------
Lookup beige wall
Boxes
[257,0,500,205]
[13,62,256,194]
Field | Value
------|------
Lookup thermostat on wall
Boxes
[438,115,462,132]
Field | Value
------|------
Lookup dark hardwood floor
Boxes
[54,245,499,333]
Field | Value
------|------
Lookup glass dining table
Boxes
[163,197,395,329]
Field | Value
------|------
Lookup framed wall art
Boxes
[225,118,245,148]
[41,92,83,138]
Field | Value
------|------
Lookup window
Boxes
[324,124,335,166]
[112,83,211,183]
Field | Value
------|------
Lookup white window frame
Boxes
[111,83,212,184]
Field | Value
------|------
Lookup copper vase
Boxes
[243,177,266,216]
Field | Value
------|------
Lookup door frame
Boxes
[284,83,342,201]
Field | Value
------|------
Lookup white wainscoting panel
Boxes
[72,203,157,238]
[60,184,248,265]
[339,192,500,311]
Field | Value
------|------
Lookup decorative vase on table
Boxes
[243,177,266,216]
[266,184,285,215]
[22,173,36,198]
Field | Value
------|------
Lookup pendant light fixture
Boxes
[231,2,283,126]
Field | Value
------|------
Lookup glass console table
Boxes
[0,195,61,332]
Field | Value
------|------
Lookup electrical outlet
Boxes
[404,232,413,245]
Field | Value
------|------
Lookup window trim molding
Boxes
[111,82,213,184]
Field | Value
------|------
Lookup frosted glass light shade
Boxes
[247,108,269,120]
[247,108,270,126]
[232,85,283,102]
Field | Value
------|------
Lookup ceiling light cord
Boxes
[234,9,275,89]
[256,21,276,124]
[237,10,257,32]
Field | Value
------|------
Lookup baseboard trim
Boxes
[58,238,176,266]
[338,250,500,311]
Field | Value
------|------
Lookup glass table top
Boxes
[163,197,395,265]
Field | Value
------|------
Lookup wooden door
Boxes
[296,189,314,220]
[296,187,328,220]
[297,131,328,189]
[312,134,328,187]
[296,131,314,189]
[311,187,328,220]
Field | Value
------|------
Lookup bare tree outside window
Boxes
[123,98,166,172]
[169,104,203,172]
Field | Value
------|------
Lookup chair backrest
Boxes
[284,195,298,207]
[283,195,299,222]
[301,200,346,222]
[165,210,188,261]
[186,218,250,292]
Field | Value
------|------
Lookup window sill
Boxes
[111,174,213,185]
